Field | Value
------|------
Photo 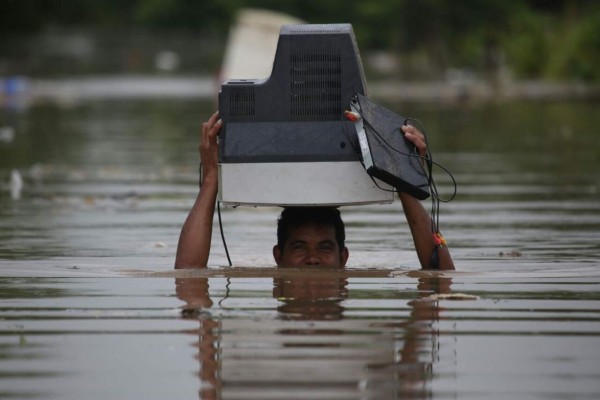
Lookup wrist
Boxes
[398,191,420,206]
[199,165,218,189]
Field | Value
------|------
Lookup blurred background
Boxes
[1,0,599,83]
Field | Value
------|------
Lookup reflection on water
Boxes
[176,274,455,399]
[0,98,599,399]
[273,275,348,319]
[177,278,219,399]
[1,272,599,399]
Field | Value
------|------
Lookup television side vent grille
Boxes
[229,87,255,119]
[288,28,344,34]
[289,36,342,121]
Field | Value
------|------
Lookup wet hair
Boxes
[277,207,346,253]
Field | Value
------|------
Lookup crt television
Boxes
[218,23,394,206]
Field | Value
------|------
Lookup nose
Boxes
[304,250,321,265]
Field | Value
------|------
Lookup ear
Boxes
[273,245,283,266]
[340,247,349,267]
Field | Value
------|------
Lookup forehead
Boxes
[286,222,337,242]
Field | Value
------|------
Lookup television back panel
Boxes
[218,23,393,206]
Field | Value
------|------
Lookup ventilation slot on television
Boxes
[290,36,342,121]
[229,88,256,119]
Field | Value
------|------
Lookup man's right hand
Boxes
[175,111,222,269]
[199,111,222,185]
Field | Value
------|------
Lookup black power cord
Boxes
[217,201,232,267]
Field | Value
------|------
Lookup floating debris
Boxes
[426,293,479,301]
[499,250,522,257]
[154,50,181,72]
[0,126,15,143]
[9,169,23,200]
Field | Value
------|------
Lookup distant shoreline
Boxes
[2,75,599,106]
[369,80,600,103]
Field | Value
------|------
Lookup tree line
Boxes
[2,0,599,81]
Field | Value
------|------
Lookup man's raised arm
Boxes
[400,125,455,271]
[175,112,222,269]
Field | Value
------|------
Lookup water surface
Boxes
[0,96,599,399]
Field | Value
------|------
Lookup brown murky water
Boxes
[1,93,599,399]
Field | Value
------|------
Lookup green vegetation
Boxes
[1,0,599,81]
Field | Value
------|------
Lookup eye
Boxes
[319,242,335,253]
[290,242,306,252]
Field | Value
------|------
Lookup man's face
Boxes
[273,222,349,268]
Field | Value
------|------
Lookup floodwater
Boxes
[1,93,599,399]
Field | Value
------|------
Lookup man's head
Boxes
[273,207,349,268]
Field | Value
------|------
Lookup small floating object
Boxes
[0,126,15,143]
[154,50,181,72]
[499,250,522,257]
[9,169,23,200]
[425,292,479,301]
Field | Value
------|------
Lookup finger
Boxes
[208,118,222,140]
[201,111,219,132]
[207,110,219,126]
[402,125,427,157]
[401,124,425,141]
[201,112,222,140]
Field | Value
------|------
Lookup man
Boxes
[175,111,454,270]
